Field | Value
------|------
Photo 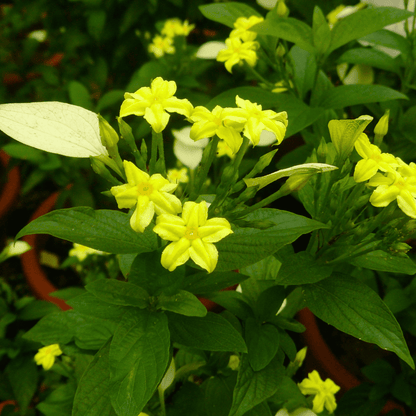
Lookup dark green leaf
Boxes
[168,311,247,352]
[16,207,157,254]
[68,81,93,111]
[338,48,400,73]
[271,376,308,411]
[109,309,170,416]
[251,16,315,53]
[318,85,407,109]
[204,374,236,416]
[303,273,414,368]
[312,6,331,54]
[245,319,280,371]
[255,285,286,321]
[202,291,253,320]
[360,29,410,57]
[158,290,207,317]
[328,7,412,53]
[96,90,125,112]
[72,340,115,416]
[85,279,150,308]
[349,250,416,275]
[229,354,284,416]
[199,3,261,29]
[36,382,76,416]
[276,252,333,284]
[216,209,328,271]
[183,271,248,294]
[87,10,106,41]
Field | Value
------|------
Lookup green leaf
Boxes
[72,340,115,416]
[85,279,150,308]
[312,6,331,54]
[251,15,315,54]
[328,7,413,53]
[16,207,157,254]
[199,2,261,29]
[168,311,247,352]
[349,250,416,275]
[128,250,185,295]
[338,48,401,73]
[360,29,411,57]
[276,252,333,284]
[204,374,236,416]
[216,209,328,271]
[183,270,249,294]
[109,309,170,416]
[87,9,106,41]
[229,354,284,416]
[158,290,207,317]
[6,356,38,413]
[303,272,414,368]
[68,81,93,111]
[254,285,286,321]
[245,319,280,371]
[96,90,125,112]
[288,46,317,100]
[271,376,308,411]
[318,85,407,110]
[37,382,77,416]
[202,291,253,320]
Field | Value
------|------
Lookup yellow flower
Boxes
[235,95,288,146]
[119,77,193,133]
[353,133,397,182]
[368,169,416,218]
[298,370,340,414]
[34,344,62,370]
[69,243,106,261]
[153,201,233,273]
[161,18,195,37]
[111,160,182,232]
[189,105,247,153]
[216,140,235,159]
[167,168,189,184]
[230,16,264,41]
[148,35,175,58]
[217,37,259,73]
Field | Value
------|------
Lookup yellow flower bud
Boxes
[374,109,390,137]
[276,0,289,17]
[98,115,119,148]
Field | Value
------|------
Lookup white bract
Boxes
[173,126,209,169]
[196,41,227,59]
[0,102,108,158]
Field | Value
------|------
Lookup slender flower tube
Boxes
[153,201,233,273]
[34,344,62,370]
[298,370,340,413]
[119,77,193,133]
[235,95,288,146]
[189,105,247,153]
[111,160,182,232]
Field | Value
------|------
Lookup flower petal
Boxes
[161,238,191,271]
[189,239,218,273]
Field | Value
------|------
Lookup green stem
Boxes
[158,388,166,416]
[244,61,275,88]
[154,130,166,176]
[149,129,158,175]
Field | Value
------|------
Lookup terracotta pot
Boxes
[20,191,71,311]
[297,307,407,416]
[0,150,20,219]
[0,400,17,414]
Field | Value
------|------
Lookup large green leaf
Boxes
[360,29,410,57]
[318,85,407,110]
[85,279,150,308]
[204,374,237,416]
[251,15,315,54]
[349,250,416,275]
[182,270,248,294]
[158,290,207,317]
[109,309,170,416]
[328,7,412,54]
[229,354,284,416]
[245,319,280,371]
[72,340,115,416]
[216,209,328,271]
[199,2,261,29]
[167,311,247,352]
[16,207,157,254]
[303,273,414,368]
[68,81,93,111]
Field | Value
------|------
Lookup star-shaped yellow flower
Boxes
[216,37,259,73]
[153,201,233,273]
[34,344,62,371]
[230,16,264,41]
[189,105,247,153]
[235,95,288,146]
[111,160,182,232]
[119,77,193,133]
[298,371,340,413]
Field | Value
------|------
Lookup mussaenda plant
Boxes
[0,74,414,416]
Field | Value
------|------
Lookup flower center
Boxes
[185,226,199,240]
[137,182,153,196]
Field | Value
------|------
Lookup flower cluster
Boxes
[353,133,416,218]
[217,16,263,73]
[148,18,195,58]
